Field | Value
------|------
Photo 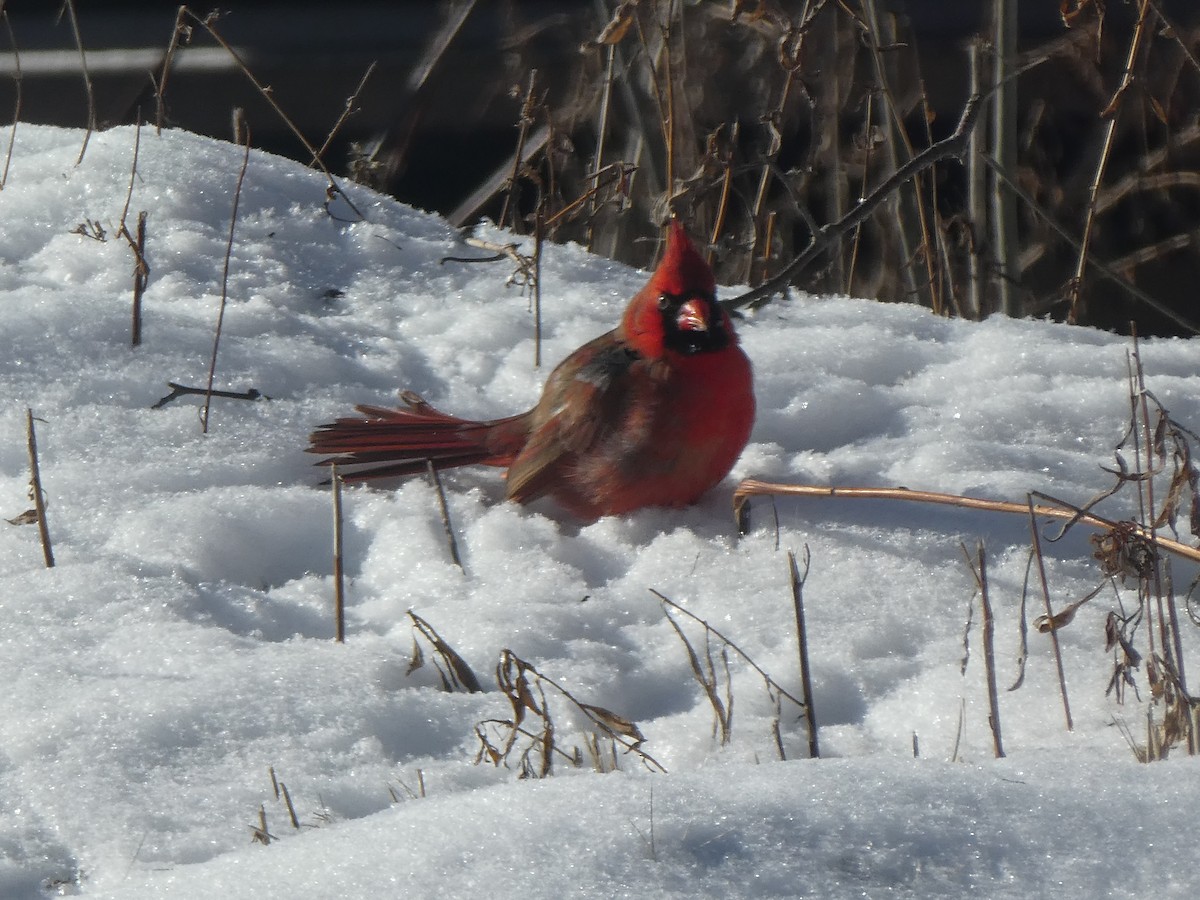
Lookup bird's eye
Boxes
[657,294,671,311]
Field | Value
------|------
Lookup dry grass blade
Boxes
[477,649,665,775]
[1,8,20,189]
[168,7,364,220]
[331,464,345,643]
[726,94,986,312]
[424,460,464,571]
[1027,494,1074,732]
[1065,0,1155,324]
[662,602,731,745]
[787,547,820,759]
[654,587,806,755]
[201,111,250,434]
[58,0,95,166]
[961,541,1005,758]
[25,409,54,568]
[407,611,482,693]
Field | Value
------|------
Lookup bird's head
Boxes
[621,220,735,359]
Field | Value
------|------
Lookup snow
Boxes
[1,124,1198,898]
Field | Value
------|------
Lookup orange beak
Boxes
[676,298,710,332]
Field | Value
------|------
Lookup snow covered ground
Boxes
[1,124,1198,898]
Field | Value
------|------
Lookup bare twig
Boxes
[787,547,820,759]
[151,382,266,410]
[202,111,251,434]
[982,153,1199,334]
[116,117,149,347]
[25,409,54,569]
[311,61,377,167]
[0,7,20,189]
[155,5,189,135]
[331,464,345,643]
[129,212,148,347]
[424,460,464,572]
[58,0,96,166]
[1027,495,1074,732]
[499,70,540,231]
[732,479,1200,565]
[408,610,483,693]
[176,8,364,220]
[1066,0,1155,324]
[726,94,985,312]
[962,541,1005,757]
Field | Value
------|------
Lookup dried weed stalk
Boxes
[652,588,806,758]
[735,334,1200,758]
[474,649,664,778]
[407,610,483,693]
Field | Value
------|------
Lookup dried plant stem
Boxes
[587,40,617,246]
[173,8,363,220]
[201,113,250,434]
[966,39,988,318]
[990,0,1019,316]
[331,464,345,643]
[130,212,148,347]
[311,61,377,167]
[155,5,188,135]
[25,409,55,569]
[424,460,463,572]
[117,118,149,347]
[533,209,544,366]
[727,94,985,312]
[732,479,1200,566]
[280,783,299,829]
[59,0,95,165]
[1,8,20,189]
[860,2,936,310]
[1066,0,1155,324]
[652,589,806,710]
[982,153,1198,333]
[1027,495,1073,732]
[499,70,539,231]
[846,89,874,293]
[963,542,1005,757]
[787,548,820,759]
[1145,0,1200,76]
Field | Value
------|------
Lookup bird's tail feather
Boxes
[308,393,527,483]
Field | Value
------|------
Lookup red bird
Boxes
[308,221,755,521]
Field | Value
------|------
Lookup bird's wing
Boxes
[504,331,649,504]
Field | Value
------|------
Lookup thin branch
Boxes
[311,61,377,167]
[58,0,95,166]
[1066,0,1155,324]
[179,8,364,220]
[25,409,54,568]
[732,479,1200,565]
[0,8,20,189]
[202,112,251,433]
[787,547,820,759]
[982,153,1199,334]
[117,117,149,347]
[425,460,464,572]
[651,589,807,709]
[962,541,1005,757]
[151,381,266,410]
[1027,495,1074,732]
[725,94,985,312]
[332,464,345,643]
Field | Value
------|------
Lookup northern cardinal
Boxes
[308,221,755,520]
